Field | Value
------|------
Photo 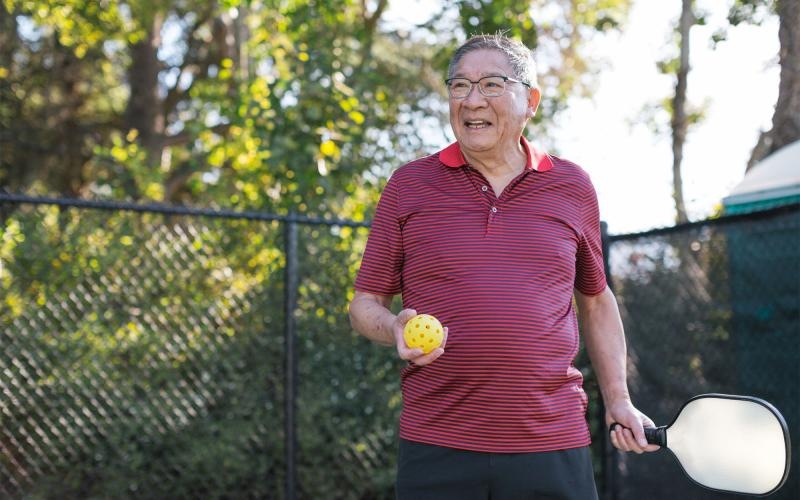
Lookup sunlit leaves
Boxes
[4,0,638,222]
[319,140,340,158]
[728,0,774,26]
[9,0,139,58]
[451,0,632,120]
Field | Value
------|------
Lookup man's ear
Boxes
[527,87,541,118]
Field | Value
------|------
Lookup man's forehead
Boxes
[451,50,512,77]
[451,68,510,78]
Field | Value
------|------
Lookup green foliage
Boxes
[448,0,632,119]
[645,0,778,159]
[2,0,634,212]
[727,0,775,26]
[294,224,400,498]
[1,0,444,214]
[707,0,775,47]
[1,205,405,498]
[457,0,539,43]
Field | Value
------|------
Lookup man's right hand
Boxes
[393,308,447,366]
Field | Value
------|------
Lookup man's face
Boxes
[448,49,540,157]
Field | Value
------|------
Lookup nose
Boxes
[462,84,487,108]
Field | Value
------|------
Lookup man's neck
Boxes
[462,144,528,198]
[462,144,527,181]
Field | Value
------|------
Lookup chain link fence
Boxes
[1,195,797,499]
[606,204,799,500]
[0,196,398,499]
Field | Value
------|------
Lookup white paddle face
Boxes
[667,396,789,495]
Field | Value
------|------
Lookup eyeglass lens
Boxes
[448,76,507,98]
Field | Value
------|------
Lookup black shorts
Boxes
[396,439,599,500]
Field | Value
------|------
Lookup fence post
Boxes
[600,221,618,500]
[284,212,299,500]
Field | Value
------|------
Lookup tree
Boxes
[645,0,792,222]
[639,0,704,224]
[2,0,635,214]
[670,0,694,224]
[740,0,800,169]
[0,0,442,218]
[428,0,633,128]
[0,1,127,196]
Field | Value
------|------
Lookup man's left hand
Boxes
[606,399,661,454]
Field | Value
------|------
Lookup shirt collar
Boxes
[438,137,554,172]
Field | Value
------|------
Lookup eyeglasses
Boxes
[444,75,531,99]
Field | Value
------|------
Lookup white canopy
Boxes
[723,140,800,206]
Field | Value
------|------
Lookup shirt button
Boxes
[481,185,488,192]
[491,207,497,213]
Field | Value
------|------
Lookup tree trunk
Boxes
[0,4,15,74]
[56,55,89,197]
[234,4,251,81]
[124,12,165,173]
[0,3,21,188]
[671,0,693,224]
[746,0,800,170]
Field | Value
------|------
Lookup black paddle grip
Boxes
[644,426,667,447]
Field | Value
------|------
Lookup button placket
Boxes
[485,205,498,237]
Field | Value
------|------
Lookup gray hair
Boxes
[447,33,538,88]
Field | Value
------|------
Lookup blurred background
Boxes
[1,0,797,498]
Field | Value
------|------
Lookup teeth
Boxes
[465,120,489,128]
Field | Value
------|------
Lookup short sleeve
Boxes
[354,177,404,296]
[574,181,607,295]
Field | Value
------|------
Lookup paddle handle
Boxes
[609,423,667,447]
[644,426,667,447]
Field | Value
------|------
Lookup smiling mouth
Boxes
[465,120,492,129]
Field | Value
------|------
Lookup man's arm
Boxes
[348,291,397,346]
[348,291,446,365]
[575,285,660,454]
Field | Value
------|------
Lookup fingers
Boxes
[396,308,417,324]
[396,319,447,366]
[610,424,648,454]
[410,326,448,365]
[635,417,660,452]
[396,343,444,365]
[611,425,641,453]
[408,347,445,366]
[609,422,661,454]
[607,403,661,454]
[394,308,418,357]
[630,421,648,449]
[397,343,424,360]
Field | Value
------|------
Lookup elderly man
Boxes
[349,33,658,499]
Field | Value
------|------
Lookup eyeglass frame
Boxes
[444,75,532,99]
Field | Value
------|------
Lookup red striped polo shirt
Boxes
[354,137,607,453]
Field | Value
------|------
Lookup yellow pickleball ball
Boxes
[403,314,444,354]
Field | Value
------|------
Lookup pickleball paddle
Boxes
[611,393,791,496]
